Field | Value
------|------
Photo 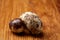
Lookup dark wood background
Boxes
[0,0,60,40]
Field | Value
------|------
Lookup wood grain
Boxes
[0,0,60,40]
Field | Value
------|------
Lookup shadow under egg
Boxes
[12,31,44,38]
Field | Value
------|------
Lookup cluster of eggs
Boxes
[9,12,42,34]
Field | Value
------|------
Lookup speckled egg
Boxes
[20,12,42,34]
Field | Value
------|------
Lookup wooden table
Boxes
[0,0,60,40]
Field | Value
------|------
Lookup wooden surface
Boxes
[0,0,60,40]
